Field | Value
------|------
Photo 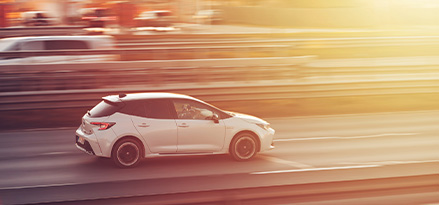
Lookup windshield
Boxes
[0,39,17,51]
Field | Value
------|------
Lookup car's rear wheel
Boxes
[112,139,141,168]
[230,133,258,161]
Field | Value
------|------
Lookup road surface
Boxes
[0,110,438,204]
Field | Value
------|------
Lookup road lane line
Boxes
[251,165,382,175]
[265,110,439,121]
[336,159,439,166]
[344,133,418,139]
[274,133,419,142]
[274,136,339,142]
[260,156,313,169]
[37,152,72,156]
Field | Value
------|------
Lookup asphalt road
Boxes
[0,110,438,204]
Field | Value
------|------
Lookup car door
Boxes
[129,99,178,154]
[172,99,226,153]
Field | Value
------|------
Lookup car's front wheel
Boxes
[230,133,258,161]
[112,139,142,168]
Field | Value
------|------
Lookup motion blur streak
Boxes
[1,0,439,204]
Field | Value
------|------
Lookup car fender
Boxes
[221,117,262,153]
[106,113,152,157]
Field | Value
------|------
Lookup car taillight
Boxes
[91,122,115,130]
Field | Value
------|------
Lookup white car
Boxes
[0,35,116,64]
[76,93,275,168]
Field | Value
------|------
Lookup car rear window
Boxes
[89,100,123,117]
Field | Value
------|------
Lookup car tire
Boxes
[230,133,258,161]
[112,138,142,168]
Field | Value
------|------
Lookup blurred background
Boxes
[0,0,438,205]
[0,0,438,28]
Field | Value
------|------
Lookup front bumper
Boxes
[260,128,275,152]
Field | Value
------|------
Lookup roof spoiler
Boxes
[102,95,123,103]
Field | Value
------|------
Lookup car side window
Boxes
[121,101,145,118]
[120,99,173,119]
[144,99,174,119]
[45,40,89,50]
[21,41,44,50]
[173,99,216,120]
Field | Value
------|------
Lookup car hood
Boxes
[228,111,268,124]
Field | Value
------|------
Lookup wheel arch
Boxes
[111,135,146,159]
[229,130,261,153]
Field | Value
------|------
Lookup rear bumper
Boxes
[75,127,104,157]
[76,135,95,155]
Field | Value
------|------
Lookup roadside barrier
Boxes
[0,45,291,61]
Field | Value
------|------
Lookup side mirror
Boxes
[212,114,219,123]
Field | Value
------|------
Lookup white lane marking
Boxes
[275,136,339,142]
[251,164,382,175]
[274,133,419,142]
[265,110,439,121]
[337,159,439,166]
[37,152,71,156]
[260,156,313,169]
[344,133,418,139]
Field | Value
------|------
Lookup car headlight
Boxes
[256,123,271,131]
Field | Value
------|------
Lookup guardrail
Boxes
[116,36,439,48]
[0,56,438,112]
[115,36,439,59]
[1,79,438,112]
[2,36,438,62]
[0,26,86,38]
[0,57,311,92]
[1,56,438,130]
[2,56,439,93]
[0,45,291,61]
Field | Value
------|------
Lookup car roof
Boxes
[104,92,198,103]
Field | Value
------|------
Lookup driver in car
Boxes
[179,104,214,120]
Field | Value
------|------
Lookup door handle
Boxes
[178,123,189,128]
[138,123,150,127]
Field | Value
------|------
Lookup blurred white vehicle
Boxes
[0,35,117,64]
[76,93,275,168]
